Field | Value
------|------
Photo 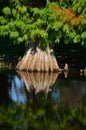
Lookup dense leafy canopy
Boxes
[0,0,86,47]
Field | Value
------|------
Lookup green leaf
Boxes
[53,21,63,31]
[68,31,76,39]
[63,24,69,34]
[21,6,27,13]
[78,7,82,13]
[8,22,15,29]
[55,37,60,43]
[10,31,19,39]
[0,16,7,24]
[73,35,80,43]
[2,7,11,16]
[32,8,40,16]
[81,32,86,39]
[40,30,48,39]
[34,19,45,28]
[0,25,9,36]
[24,24,30,33]
[15,21,25,29]
[12,9,17,16]
[18,37,23,43]
[81,41,85,46]
[23,34,28,41]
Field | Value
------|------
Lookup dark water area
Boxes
[54,43,86,71]
[0,69,86,130]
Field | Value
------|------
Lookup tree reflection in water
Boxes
[0,71,86,130]
[17,71,60,106]
[18,71,59,93]
[8,70,68,106]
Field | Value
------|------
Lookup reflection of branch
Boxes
[64,71,68,78]
[17,72,60,95]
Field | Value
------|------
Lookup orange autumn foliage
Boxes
[71,15,83,25]
[62,9,75,18]
[62,8,83,25]
[51,5,83,26]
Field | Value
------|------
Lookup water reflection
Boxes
[7,71,86,107]
[0,71,86,129]
[15,71,86,107]
[17,71,59,95]
[0,73,11,106]
[53,78,86,106]
[9,75,26,104]
[64,71,68,78]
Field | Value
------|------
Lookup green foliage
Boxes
[0,0,30,44]
[81,32,86,39]
[63,24,70,34]
[0,25,9,36]
[2,7,11,16]
[53,0,73,8]
[0,0,86,47]
[72,0,86,16]
[10,31,19,39]
[0,16,7,25]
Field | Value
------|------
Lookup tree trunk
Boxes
[16,43,62,72]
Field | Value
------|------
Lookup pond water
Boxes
[0,69,86,130]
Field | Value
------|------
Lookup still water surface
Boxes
[0,70,86,130]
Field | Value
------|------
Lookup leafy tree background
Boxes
[0,0,86,45]
[0,0,86,63]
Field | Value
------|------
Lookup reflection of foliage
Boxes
[0,95,86,130]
